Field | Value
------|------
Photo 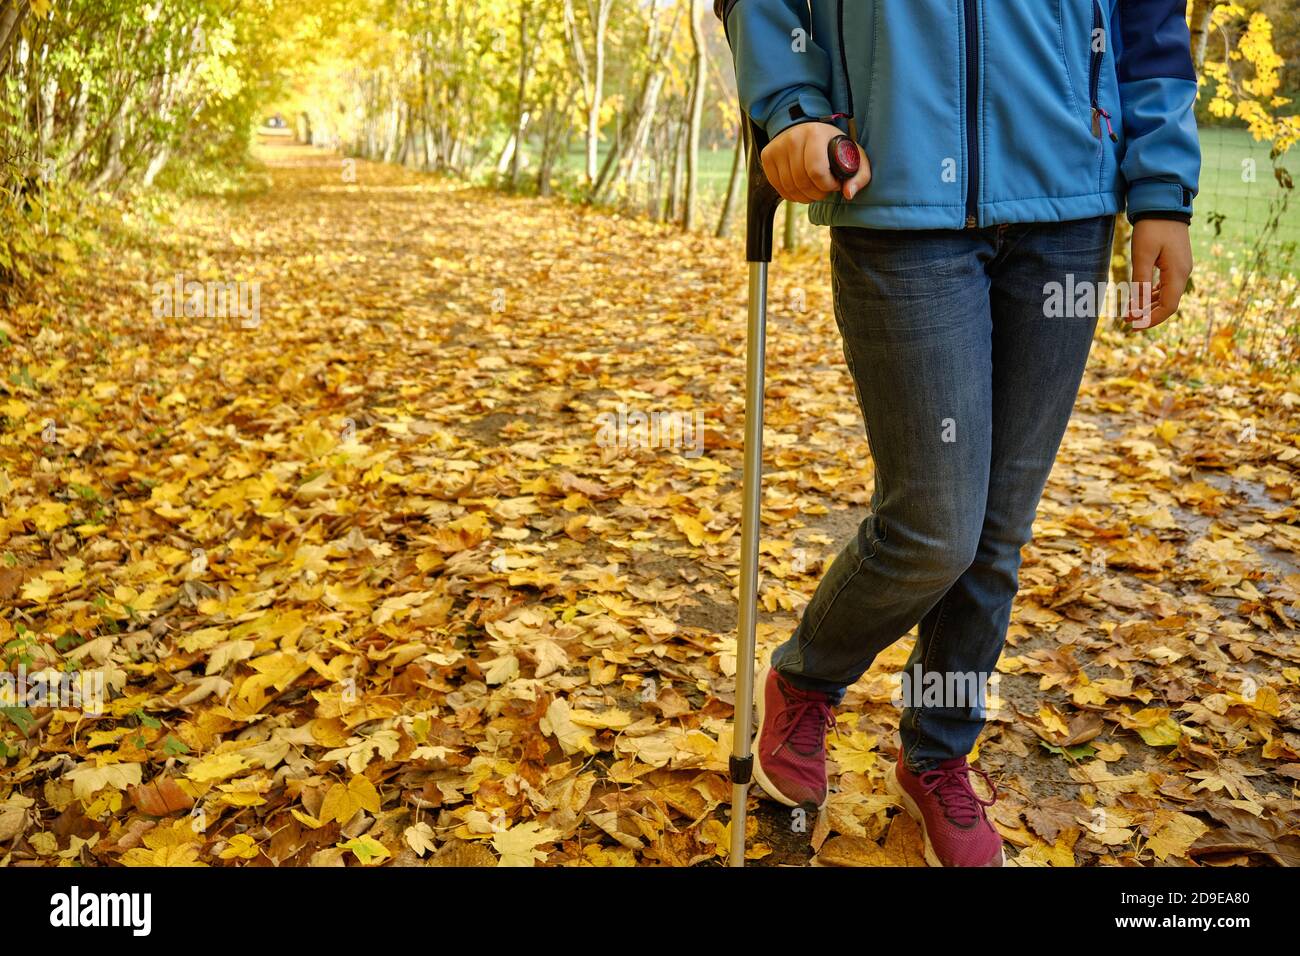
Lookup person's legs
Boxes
[898,214,1116,771]
[770,224,997,707]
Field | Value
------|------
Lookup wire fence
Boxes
[1194,125,1297,277]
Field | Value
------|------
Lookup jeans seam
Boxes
[830,232,878,462]
[803,233,885,660]
[906,588,954,773]
[796,517,881,659]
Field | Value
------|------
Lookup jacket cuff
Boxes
[1130,210,1192,225]
[1126,179,1194,225]
[763,88,837,142]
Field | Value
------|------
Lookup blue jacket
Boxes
[719,0,1201,229]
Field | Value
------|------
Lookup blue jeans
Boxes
[771,214,1116,773]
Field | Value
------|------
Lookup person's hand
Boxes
[760,121,871,205]
[1126,219,1192,331]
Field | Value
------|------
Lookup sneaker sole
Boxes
[750,665,827,811]
[884,763,1006,868]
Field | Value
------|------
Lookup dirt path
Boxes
[2,142,1297,866]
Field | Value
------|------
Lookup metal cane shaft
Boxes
[729,260,768,867]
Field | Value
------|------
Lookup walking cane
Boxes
[725,115,859,866]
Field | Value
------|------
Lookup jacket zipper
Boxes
[962,0,980,228]
[1089,0,1118,142]
[836,0,857,142]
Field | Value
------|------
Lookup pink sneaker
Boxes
[886,751,1004,867]
[752,665,836,810]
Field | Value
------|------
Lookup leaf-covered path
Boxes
[2,142,1298,866]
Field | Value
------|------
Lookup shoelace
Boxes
[777,695,835,754]
[918,763,997,828]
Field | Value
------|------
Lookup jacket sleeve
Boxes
[1114,0,1202,223]
[719,0,836,142]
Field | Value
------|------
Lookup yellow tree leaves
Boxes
[1202,7,1300,150]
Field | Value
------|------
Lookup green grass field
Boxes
[558,126,1298,272]
[1194,126,1297,273]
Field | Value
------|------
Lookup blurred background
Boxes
[1,0,1297,365]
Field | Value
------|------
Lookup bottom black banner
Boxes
[7,864,1279,943]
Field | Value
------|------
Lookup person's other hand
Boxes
[760,121,871,205]
[1126,219,1192,331]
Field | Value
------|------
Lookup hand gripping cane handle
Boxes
[745,127,860,262]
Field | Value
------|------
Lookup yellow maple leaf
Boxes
[404,822,437,857]
[673,513,707,546]
[1153,420,1184,445]
[66,762,143,801]
[540,698,596,755]
[291,808,324,829]
[492,821,560,867]
[1012,836,1078,867]
[1147,812,1209,861]
[568,707,633,730]
[319,774,381,825]
[19,576,57,604]
[829,731,878,774]
[185,751,251,784]
[219,833,261,860]
[1038,705,1070,738]
[27,501,70,533]
[1126,708,1183,747]
[339,835,391,865]
[122,843,207,867]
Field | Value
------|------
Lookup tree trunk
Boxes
[665,120,687,223]
[537,87,575,196]
[683,0,706,231]
[383,97,403,163]
[564,0,614,187]
[1189,0,1215,73]
[586,4,608,184]
[508,1,536,188]
[592,0,681,204]
[716,122,743,238]
[0,1,29,78]
[1110,216,1132,289]
[141,145,170,187]
[90,100,130,192]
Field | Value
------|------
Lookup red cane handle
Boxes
[828,135,860,181]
